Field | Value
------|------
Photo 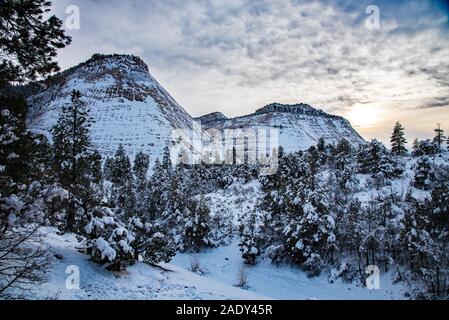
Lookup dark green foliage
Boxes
[52,90,103,231]
[0,0,71,84]
[390,122,408,155]
[412,139,439,157]
[433,124,446,151]
[413,156,434,190]
[109,144,135,217]
[179,196,214,252]
[357,139,404,180]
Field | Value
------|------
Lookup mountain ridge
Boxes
[26,53,365,161]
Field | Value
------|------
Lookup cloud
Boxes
[421,96,449,109]
[50,0,449,123]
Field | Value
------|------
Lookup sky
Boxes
[50,0,449,146]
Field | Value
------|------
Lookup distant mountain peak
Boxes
[195,112,228,124]
[27,54,194,160]
[255,102,330,117]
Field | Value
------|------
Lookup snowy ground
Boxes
[172,241,407,300]
[29,228,267,300]
[28,227,406,300]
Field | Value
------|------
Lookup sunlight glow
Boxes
[347,104,381,128]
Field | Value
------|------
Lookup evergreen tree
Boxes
[180,196,214,252]
[0,0,72,297]
[390,122,408,155]
[412,138,419,152]
[103,156,114,181]
[133,151,150,216]
[110,144,135,217]
[412,139,439,157]
[357,139,403,180]
[413,156,434,190]
[133,151,150,190]
[433,124,446,151]
[127,217,176,266]
[52,90,102,231]
[0,0,71,84]
[238,209,263,265]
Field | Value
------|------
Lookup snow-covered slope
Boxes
[27,54,195,161]
[196,103,365,153]
[31,227,268,300]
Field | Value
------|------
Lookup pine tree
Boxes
[103,156,114,181]
[357,139,403,180]
[162,145,172,171]
[238,209,263,265]
[110,144,135,217]
[390,122,408,155]
[433,124,446,151]
[128,217,176,266]
[412,139,439,157]
[0,0,72,297]
[180,196,214,252]
[52,90,102,232]
[412,138,419,152]
[413,156,434,190]
[0,0,71,84]
[133,151,150,216]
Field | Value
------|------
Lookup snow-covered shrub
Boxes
[84,208,135,271]
[179,197,215,252]
[303,253,323,277]
[127,216,175,265]
[238,209,264,265]
[413,156,434,190]
[209,208,234,246]
[412,139,439,157]
[189,255,206,275]
[357,139,404,180]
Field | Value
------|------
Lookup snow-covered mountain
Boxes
[26,54,364,163]
[27,54,195,161]
[195,103,365,153]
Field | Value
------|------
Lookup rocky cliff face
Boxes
[196,103,365,153]
[27,54,195,161]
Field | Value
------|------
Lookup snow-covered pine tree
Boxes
[0,0,72,297]
[357,139,403,181]
[161,165,190,229]
[433,124,446,151]
[390,121,408,155]
[127,216,176,265]
[412,139,439,157]
[103,156,114,181]
[110,144,136,217]
[84,207,135,271]
[413,156,434,190]
[132,151,150,216]
[238,209,264,265]
[418,181,449,296]
[331,139,359,192]
[52,90,103,232]
[413,138,419,152]
[147,158,170,218]
[180,196,214,252]
[279,186,337,277]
